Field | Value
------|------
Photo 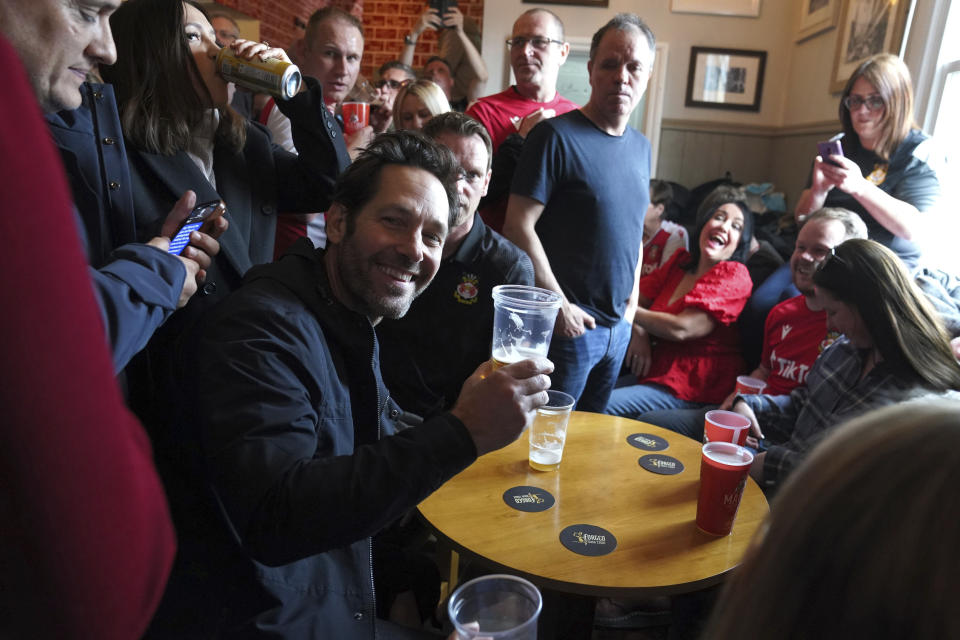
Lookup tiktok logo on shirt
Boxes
[769,348,811,385]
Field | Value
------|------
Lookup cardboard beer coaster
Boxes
[627,433,669,451]
[559,524,617,556]
[638,454,684,475]
[502,486,555,512]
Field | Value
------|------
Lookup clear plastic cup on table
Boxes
[528,390,575,472]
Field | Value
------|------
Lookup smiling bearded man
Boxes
[156,131,555,638]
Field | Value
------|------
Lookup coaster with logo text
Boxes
[502,486,555,512]
[627,433,669,451]
[559,524,617,556]
[638,454,684,475]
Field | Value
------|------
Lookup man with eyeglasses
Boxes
[503,14,655,413]
[466,9,577,155]
[377,112,534,418]
[370,60,416,132]
[465,9,578,232]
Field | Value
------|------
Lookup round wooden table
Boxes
[418,412,769,597]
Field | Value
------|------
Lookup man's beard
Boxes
[336,237,427,320]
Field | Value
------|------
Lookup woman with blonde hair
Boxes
[705,400,960,639]
[393,79,451,132]
[732,239,960,489]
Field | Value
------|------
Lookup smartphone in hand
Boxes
[168,200,225,255]
[817,133,844,167]
[428,0,458,24]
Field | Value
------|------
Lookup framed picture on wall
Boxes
[796,0,840,42]
[685,46,767,111]
[830,0,912,92]
[670,0,760,17]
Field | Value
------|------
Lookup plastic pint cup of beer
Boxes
[341,102,370,134]
[490,285,562,370]
[528,390,575,472]
[696,442,754,536]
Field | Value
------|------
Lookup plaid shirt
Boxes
[740,337,932,487]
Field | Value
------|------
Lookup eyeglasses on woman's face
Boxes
[843,94,884,112]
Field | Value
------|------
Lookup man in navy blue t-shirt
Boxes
[503,13,655,411]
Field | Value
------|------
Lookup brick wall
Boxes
[210,0,483,80]
[360,0,486,78]
[213,0,324,49]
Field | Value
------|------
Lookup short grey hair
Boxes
[802,207,868,242]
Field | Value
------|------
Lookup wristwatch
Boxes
[404,33,417,45]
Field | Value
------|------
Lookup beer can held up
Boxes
[216,48,302,100]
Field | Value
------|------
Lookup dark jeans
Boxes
[548,319,631,412]
[605,379,706,419]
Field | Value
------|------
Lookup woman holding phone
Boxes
[794,54,940,271]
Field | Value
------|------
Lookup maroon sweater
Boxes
[0,36,175,639]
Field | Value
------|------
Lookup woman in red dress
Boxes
[606,185,753,419]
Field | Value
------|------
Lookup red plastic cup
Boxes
[704,410,751,446]
[735,375,767,395]
[696,442,754,536]
[341,102,369,134]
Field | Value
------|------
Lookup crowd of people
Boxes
[1,0,957,638]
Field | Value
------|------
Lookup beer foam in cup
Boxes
[702,442,753,468]
[491,285,562,369]
[492,345,544,365]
